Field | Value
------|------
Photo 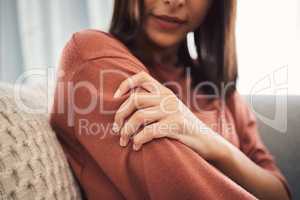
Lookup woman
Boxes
[50,0,291,199]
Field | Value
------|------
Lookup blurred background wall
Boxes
[0,0,299,94]
[1,0,113,83]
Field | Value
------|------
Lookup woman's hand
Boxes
[112,71,230,162]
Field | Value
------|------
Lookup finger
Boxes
[114,92,161,132]
[132,122,166,151]
[119,106,164,146]
[113,71,160,98]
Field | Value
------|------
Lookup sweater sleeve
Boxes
[51,29,258,200]
[227,91,292,199]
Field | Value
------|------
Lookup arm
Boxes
[217,92,292,200]
[214,138,290,200]
[108,68,291,199]
[71,62,257,200]
[57,30,259,199]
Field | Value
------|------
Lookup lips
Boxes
[153,14,187,24]
[150,14,187,30]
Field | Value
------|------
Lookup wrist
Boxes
[212,136,235,167]
[210,134,234,165]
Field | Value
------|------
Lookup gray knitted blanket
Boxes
[0,83,81,200]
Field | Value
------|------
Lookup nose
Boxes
[163,0,186,8]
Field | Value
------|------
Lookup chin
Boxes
[146,30,184,48]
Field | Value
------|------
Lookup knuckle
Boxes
[133,135,143,145]
[120,129,126,137]
[115,106,126,120]
[136,94,147,108]
[133,110,144,122]
[123,132,131,137]
[132,92,139,100]
[151,129,161,138]
[146,125,158,136]
[140,71,147,76]
[131,93,140,107]
[129,93,135,101]
[121,127,130,137]
[141,72,149,81]
[114,112,121,123]
[161,87,174,96]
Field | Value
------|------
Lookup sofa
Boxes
[0,83,299,199]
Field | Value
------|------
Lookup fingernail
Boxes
[113,89,121,98]
[123,137,129,146]
[112,123,120,133]
[133,144,141,151]
[120,138,126,147]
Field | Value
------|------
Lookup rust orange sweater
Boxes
[50,29,291,200]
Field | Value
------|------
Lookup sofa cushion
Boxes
[0,83,82,199]
[244,95,300,199]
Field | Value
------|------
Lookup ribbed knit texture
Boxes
[0,83,82,200]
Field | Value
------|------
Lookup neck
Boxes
[130,32,181,68]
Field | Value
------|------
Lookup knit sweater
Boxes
[50,29,291,200]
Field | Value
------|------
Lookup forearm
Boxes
[213,141,290,200]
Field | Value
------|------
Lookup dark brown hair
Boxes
[109,0,238,98]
